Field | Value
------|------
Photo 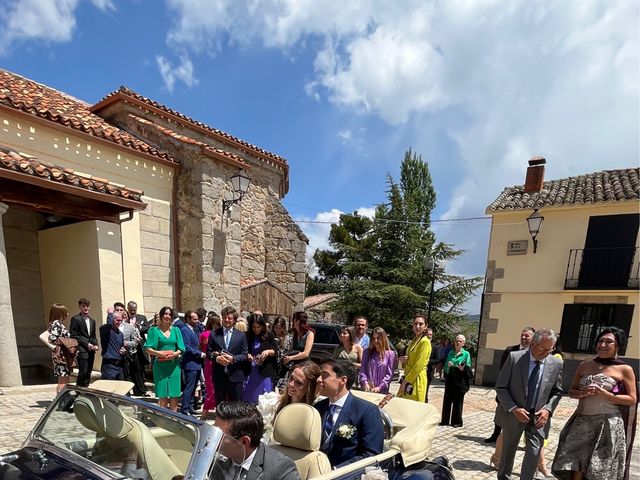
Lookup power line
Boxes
[294,215,491,226]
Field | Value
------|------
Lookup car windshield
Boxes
[29,388,244,480]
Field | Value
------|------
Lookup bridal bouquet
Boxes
[257,391,281,443]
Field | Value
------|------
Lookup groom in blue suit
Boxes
[315,358,384,468]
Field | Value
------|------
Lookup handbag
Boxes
[39,329,56,352]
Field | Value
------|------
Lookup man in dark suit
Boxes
[127,301,150,338]
[315,358,384,468]
[484,326,536,443]
[179,310,205,415]
[99,311,126,380]
[207,305,249,404]
[69,297,98,387]
[495,328,563,480]
[214,401,300,480]
[425,327,439,403]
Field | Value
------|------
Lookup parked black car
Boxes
[308,322,341,363]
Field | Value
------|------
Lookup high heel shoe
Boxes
[489,455,499,470]
[537,464,553,478]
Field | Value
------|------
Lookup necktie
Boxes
[323,404,337,439]
[225,329,231,349]
[526,360,542,410]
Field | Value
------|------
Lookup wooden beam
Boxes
[0,178,130,223]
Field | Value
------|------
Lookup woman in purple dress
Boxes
[359,327,396,394]
[242,315,279,403]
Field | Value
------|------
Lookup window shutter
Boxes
[613,304,634,355]
[560,304,584,353]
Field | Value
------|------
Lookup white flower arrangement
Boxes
[336,424,357,439]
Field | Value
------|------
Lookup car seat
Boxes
[271,403,332,480]
[73,394,182,480]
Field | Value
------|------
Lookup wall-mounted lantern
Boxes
[222,170,251,215]
[526,209,544,253]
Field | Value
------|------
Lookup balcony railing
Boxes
[565,247,639,290]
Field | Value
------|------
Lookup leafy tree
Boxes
[310,149,481,341]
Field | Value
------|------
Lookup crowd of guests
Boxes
[45,301,637,480]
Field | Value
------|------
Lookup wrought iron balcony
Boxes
[565,247,639,290]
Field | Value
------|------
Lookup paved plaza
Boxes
[0,381,638,480]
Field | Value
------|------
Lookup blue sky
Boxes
[1,0,638,314]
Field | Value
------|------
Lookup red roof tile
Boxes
[0,145,145,203]
[488,168,640,212]
[0,69,175,164]
[303,293,338,309]
[93,86,287,166]
[128,114,248,168]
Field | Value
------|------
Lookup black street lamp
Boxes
[426,258,445,321]
[222,170,251,215]
[526,209,544,253]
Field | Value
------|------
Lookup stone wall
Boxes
[139,199,175,317]
[475,260,504,385]
[3,207,50,378]
[98,101,306,313]
[262,198,308,306]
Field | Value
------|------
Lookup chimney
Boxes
[524,156,546,193]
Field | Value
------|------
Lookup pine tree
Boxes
[310,150,481,341]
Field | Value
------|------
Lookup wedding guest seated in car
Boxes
[215,401,300,480]
[275,361,321,417]
[315,359,384,468]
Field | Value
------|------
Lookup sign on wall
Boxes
[507,240,528,255]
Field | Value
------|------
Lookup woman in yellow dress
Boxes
[398,314,432,402]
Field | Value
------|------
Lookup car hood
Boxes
[0,446,105,480]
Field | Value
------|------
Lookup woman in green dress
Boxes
[398,314,431,402]
[144,306,185,411]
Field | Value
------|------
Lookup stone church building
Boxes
[0,69,307,386]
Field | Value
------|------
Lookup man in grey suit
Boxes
[495,328,563,480]
[214,401,300,480]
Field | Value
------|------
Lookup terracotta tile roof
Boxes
[0,145,144,203]
[0,69,175,164]
[129,114,248,167]
[487,168,640,212]
[93,86,287,166]
[303,293,338,310]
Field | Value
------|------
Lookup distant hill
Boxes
[464,314,480,324]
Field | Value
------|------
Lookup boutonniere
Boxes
[336,424,357,439]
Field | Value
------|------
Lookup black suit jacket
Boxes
[133,314,150,337]
[500,344,521,368]
[69,314,97,357]
[207,327,249,383]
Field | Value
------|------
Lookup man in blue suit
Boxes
[207,306,249,404]
[315,358,384,468]
[179,310,205,415]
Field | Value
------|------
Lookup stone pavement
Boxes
[0,381,638,480]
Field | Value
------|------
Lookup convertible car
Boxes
[0,383,454,480]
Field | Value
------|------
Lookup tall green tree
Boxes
[310,149,481,341]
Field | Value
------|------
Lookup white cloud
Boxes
[90,0,115,11]
[0,0,79,51]
[156,54,199,93]
[0,0,115,53]
[337,130,352,141]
